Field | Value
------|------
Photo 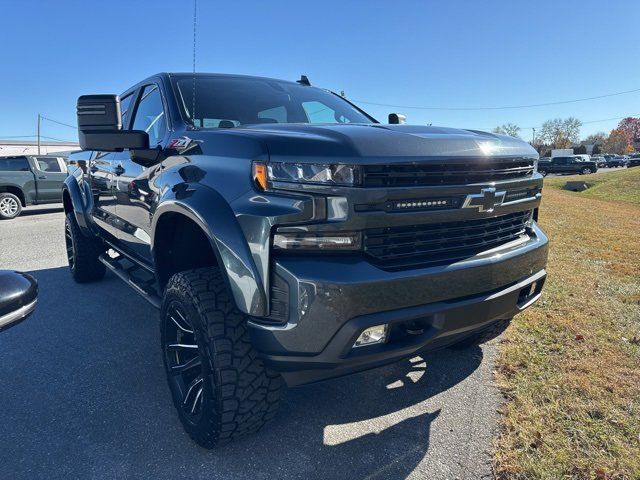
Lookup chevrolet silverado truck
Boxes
[0,155,68,219]
[63,73,548,448]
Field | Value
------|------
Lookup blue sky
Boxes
[0,0,638,143]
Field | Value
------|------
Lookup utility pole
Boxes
[37,113,41,155]
[532,127,536,145]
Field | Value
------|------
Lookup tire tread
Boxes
[162,267,283,448]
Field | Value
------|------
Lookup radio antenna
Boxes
[192,0,197,127]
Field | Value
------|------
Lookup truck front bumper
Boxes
[248,223,548,386]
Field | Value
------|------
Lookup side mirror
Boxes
[0,270,38,332]
[77,94,149,152]
[388,113,407,124]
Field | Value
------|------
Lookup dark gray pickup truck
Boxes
[0,155,68,219]
[63,72,548,448]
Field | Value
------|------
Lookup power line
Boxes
[351,87,640,111]
[472,113,639,132]
[40,115,76,129]
[522,113,639,131]
[0,134,76,142]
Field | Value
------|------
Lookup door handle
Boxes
[38,175,47,179]
[114,165,125,176]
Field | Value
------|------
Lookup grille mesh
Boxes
[364,210,531,269]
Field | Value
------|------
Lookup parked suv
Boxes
[63,73,548,448]
[537,156,597,176]
[628,154,640,168]
[606,156,626,168]
[0,155,68,219]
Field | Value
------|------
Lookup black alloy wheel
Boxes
[65,219,75,270]
[163,301,206,424]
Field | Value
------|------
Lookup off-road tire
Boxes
[0,192,22,219]
[161,267,283,448]
[448,318,512,350]
[65,212,106,282]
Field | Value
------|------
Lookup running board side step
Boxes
[99,254,162,309]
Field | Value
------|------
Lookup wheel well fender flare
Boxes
[62,176,94,234]
[151,187,267,317]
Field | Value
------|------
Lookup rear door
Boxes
[114,82,168,262]
[32,156,67,202]
[89,92,136,240]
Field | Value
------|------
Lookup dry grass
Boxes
[494,169,640,479]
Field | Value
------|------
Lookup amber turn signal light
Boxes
[253,162,268,191]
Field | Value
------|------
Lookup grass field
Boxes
[494,168,640,479]
[543,167,640,204]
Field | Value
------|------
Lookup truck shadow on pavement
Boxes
[18,206,64,217]
[0,266,484,480]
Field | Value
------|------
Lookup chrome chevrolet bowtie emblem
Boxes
[462,187,506,212]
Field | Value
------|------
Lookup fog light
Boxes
[354,324,388,348]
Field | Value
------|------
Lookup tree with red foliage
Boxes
[617,117,640,146]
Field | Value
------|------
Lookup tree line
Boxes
[492,117,640,155]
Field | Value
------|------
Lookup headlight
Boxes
[253,162,360,190]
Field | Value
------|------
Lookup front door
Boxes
[114,83,168,263]
[89,92,137,242]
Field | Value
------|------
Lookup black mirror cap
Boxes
[0,270,37,333]
[77,94,122,131]
[388,113,407,124]
[78,130,150,152]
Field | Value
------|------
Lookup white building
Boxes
[0,139,79,157]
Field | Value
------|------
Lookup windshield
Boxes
[171,75,375,128]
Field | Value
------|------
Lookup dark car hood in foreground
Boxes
[214,123,538,162]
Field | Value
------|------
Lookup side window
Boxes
[131,85,167,146]
[36,157,62,172]
[0,157,30,171]
[302,101,350,124]
[257,106,287,123]
[120,93,134,129]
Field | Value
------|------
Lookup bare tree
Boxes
[538,117,582,148]
[582,132,608,145]
[492,123,521,138]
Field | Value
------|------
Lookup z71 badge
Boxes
[167,136,202,154]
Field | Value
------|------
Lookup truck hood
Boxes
[215,123,537,163]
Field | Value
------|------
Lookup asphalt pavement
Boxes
[0,204,500,480]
